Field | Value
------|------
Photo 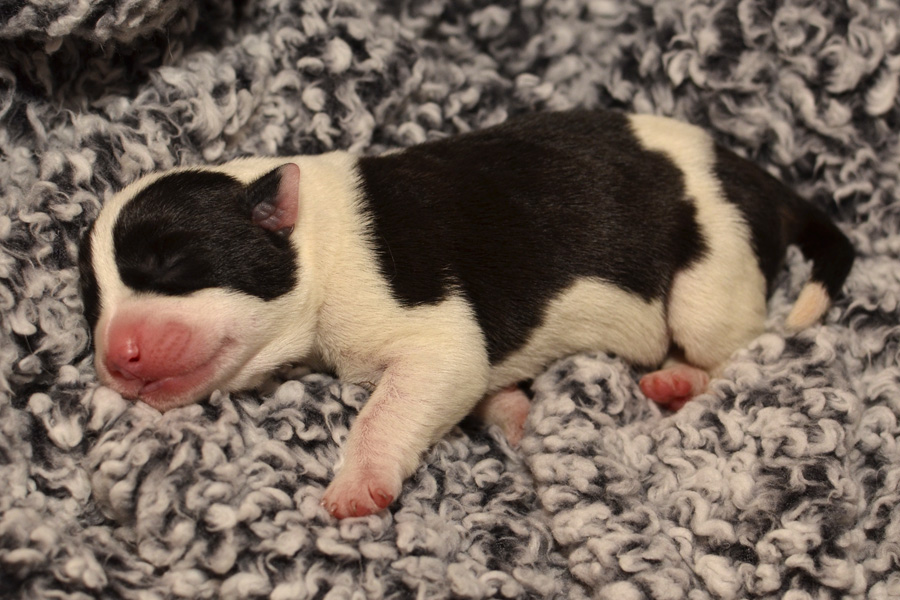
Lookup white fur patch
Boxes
[488,278,669,390]
[627,114,767,370]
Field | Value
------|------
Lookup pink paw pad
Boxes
[321,471,399,519]
[639,365,709,411]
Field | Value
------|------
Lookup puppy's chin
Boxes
[136,393,205,413]
[97,354,237,413]
[103,376,213,413]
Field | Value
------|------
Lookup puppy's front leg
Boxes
[321,357,487,519]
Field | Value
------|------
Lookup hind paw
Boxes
[474,385,531,446]
[640,365,709,411]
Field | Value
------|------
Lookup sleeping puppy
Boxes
[78,110,854,519]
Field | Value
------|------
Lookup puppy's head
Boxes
[79,160,316,411]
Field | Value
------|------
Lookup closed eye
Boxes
[118,242,215,295]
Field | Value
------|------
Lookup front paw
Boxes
[321,466,402,519]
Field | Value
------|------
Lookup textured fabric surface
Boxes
[1,0,201,49]
[1,0,899,598]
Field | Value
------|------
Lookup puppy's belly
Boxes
[487,278,669,390]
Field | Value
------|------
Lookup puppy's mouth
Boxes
[102,338,238,412]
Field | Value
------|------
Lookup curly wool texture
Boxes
[0,0,195,48]
[1,0,899,598]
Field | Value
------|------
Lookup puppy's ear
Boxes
[246,163,300,235]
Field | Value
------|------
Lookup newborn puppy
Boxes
[78,110,854,518]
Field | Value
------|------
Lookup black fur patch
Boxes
[357,111,707,364]
[789,200,856,299]
[77,225,100,331]
[713,145,792,290]
[110,169,297,301]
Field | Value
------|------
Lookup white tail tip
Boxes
[785,282,831,332]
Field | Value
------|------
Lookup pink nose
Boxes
[106,333,144,381]
[104,319,195,384]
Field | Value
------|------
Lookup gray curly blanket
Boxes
[2,0,898,598]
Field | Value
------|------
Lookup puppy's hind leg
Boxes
[473,385,531,446]
[645,258,768,411]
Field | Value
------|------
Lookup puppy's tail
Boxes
[784,199,855,331]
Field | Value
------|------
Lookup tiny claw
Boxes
[373,490,393,509]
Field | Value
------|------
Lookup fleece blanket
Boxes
[1,0,898,598]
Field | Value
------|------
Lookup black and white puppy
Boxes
[79,110,854,518]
